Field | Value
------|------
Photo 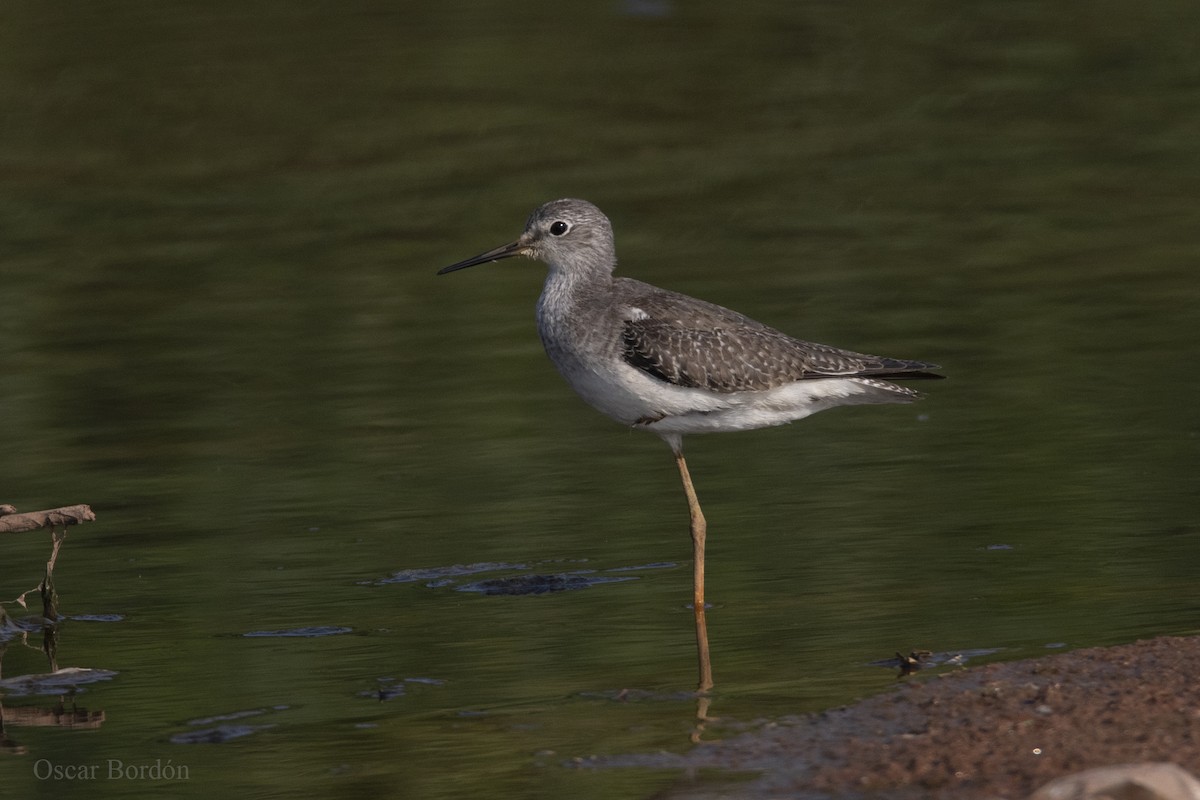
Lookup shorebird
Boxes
[438,199,942,690]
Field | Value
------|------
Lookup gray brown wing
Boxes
[618,285,940,393]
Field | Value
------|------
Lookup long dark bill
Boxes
[437,241,526,275]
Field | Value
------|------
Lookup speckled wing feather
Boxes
[617,282,941,394]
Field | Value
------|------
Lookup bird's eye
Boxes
[549,221,570,236]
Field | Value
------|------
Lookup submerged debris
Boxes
[456,573,636,595]
[367,562,528,586]
[172,706,288,744]
[170,724,276,744]
[0,667,118,697]
[367,560,675,591]
[868,648,1000,675]
[242,626,352,638]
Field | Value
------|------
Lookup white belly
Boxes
[552,353,888,436]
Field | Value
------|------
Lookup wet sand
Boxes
[592,635,1200,798]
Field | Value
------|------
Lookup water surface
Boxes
[2,2,1198,798]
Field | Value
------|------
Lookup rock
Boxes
[1028,762,1200,800]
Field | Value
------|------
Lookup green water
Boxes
[2,1,1198,797]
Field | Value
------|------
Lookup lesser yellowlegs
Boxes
[438,198,942,690]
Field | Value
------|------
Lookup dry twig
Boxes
[0,505,95,534]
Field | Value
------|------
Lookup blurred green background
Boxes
[1,1,1198,797]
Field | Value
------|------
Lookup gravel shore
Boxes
[597,635,1200,798]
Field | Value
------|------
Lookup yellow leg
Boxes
[674,450,713,692]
